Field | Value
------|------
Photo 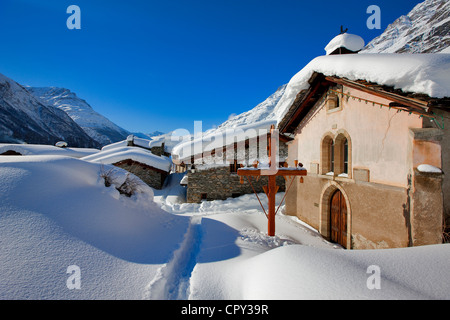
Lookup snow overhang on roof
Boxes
[171,120,280,162]
[81,146,172,172]
[101,137,152,152]
[276,53,450,134]
[324,33,365,55]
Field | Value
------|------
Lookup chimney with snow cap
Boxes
[126,134,135,146]
[325,32,365,55]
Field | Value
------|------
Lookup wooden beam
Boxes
[237,168,307,177]
[280,75,333,134]
[325,76,430,113]
[267,175,277,236]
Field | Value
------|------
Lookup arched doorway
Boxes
[330,189,348,248]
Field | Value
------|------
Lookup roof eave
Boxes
[278,73,448,135]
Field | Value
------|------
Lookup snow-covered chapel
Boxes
[278,32,450,249]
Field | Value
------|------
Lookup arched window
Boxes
[326,85,343,112]
[343,139,349,174]
[330,140,335,173]
[321,134,335,175]
[335,133,351,177]
[321,132,351,178]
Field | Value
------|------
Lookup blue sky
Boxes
[0,0,422,134]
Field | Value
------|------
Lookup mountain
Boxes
[28,87,130,146]
[362,0,450,54]
[0,73,100,148]
[211,84,287,132]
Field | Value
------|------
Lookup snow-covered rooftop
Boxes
[147,131,191,154]
[0,143,99,158]
[171,119,277,161]
[82,146,172,172]
[275,53,450,122]
[324,33,365,55]
[101,136,152,152]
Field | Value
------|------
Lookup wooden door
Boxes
[330,190,347,248]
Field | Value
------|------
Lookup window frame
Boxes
[321,131,352,179]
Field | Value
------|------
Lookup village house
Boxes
[171,120,291,203]
[278,33,450,249]
[82,135,172,190]
[102,134,171,158]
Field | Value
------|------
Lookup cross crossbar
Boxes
[236,125,307,236]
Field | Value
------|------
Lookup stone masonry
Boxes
[187,166,286,203]
[114,159,168,190]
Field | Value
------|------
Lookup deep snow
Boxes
[324,33,365,55]
[1,155,450,300]
[81,145,172,172]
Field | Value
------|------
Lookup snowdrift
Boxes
[0,155,190,299]
[1,155,450,300]
[237,244,450,300]
[188,212,450,300]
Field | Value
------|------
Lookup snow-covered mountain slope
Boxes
[214,84,287,130]
[0,73,100,148]
[28,87,130,146]
[172,84,287,151]
[362,0,450,54]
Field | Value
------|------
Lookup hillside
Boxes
[0,73,99,148]
[28,87,130,146]
[362,0,450,53]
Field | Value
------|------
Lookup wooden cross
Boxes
[237,125,307,236]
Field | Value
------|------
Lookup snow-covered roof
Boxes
[417,164,442,173]
[101,136,152,152]
[180,175,188,185]
[0,143,100,158]
[147,131,191,154]
[324,33,365,55]
[275,53,450,123]
[171,119,277,161]
[81,146,172,172]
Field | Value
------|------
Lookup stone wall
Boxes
[150,143,171,157]
[114,159,168,190]
[187,166,286,203]
[411,169,444,246]
[284,166,445,249]
[286,173,410,249]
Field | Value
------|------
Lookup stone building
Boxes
[112,158,170,190]
[277,36,450,249]
[172,120,291,203]
[185,165,287,203]
[82,143,172,190]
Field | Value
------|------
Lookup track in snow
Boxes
[144,216,203,300]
